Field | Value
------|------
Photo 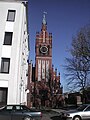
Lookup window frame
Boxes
[7,10,16,22]
[0,58,10,74]
[3,32,13,45]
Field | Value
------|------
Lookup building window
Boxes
[3,32,13,45]
[0,88,7,107]
[0,58,10,73]
[7,10,16,22]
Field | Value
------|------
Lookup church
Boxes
[27,13,63,108]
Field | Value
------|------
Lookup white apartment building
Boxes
[0,0,29,106]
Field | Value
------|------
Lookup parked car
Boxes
[0,104,42,120]
[61,104,90,120]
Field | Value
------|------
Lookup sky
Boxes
[28,0,90,92]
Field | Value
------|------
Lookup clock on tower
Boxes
[39,45,49,55]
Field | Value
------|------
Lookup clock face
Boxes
[40,46,48,54]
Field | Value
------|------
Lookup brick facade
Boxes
[28,14,63,108]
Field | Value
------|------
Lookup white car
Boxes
[61,104,90,120]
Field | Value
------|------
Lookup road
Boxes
[41,109,62,120]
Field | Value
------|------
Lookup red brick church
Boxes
[27,13,63,108]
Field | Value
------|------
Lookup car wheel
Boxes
[24,117,32,120]
[73,116,81,120]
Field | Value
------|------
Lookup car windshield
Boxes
[21,106,30,111]
[77,105,88,111]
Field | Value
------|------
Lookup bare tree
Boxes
[65,25,90,103]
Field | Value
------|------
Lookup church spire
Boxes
[42,12,47,31]
[42,12,47,25]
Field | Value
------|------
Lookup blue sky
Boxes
[28,0,90,92]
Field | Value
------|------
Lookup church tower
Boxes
[29,13,63,107]
[35,13,52,82]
